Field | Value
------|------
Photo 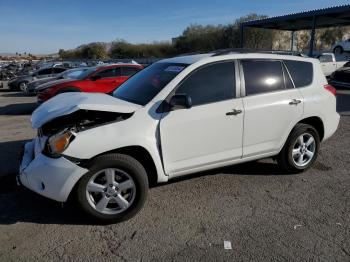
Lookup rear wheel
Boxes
[333,46,343,55]
[19,81,28,92]
[77,153,148,223]
[277,123,320,173]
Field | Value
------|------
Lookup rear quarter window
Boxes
[284,60,313,88]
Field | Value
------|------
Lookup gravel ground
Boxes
[0,81,349,262]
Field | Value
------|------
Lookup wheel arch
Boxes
[297,116,324,141]
[67,145,158,203]
[88,146,158,187]
[333,45,344,53]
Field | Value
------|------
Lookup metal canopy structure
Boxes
[240,4,350,56]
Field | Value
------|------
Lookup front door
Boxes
[160,61,244,176]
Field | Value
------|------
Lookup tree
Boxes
[80,43,107,59]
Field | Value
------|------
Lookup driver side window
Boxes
[175,61,236,106]
[95,68,115,78]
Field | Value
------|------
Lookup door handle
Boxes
[289,99,301,105]
[226,109,242,116]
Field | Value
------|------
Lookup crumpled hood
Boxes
[31,92,141,128]
[35,78,73,91]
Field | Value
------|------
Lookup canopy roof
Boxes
[242,5,350,31]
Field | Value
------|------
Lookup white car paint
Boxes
[331,39,350,53]
[318,53,348,77]
[19,53,340,202]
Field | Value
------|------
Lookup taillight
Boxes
[324,85,336,96]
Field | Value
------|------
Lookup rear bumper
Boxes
[19,139,88,202]
[323,112,340,141]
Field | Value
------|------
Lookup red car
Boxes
[37,63,143,103]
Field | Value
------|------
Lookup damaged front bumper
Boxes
[19,139,88,202]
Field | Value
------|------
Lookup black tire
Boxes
[19,81,29,92]
[333,46,343,54]
[56,87,80,95]
[277,123,320,173]
[77,153,148,224]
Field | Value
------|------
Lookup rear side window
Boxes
[96,68,115,78]
[318,54,333,63]
[284,60,313,88]
[52,68,66,73]
[175,61,235,106]
[38,68,52,75]
[242,60,284,96]
[122,67,140,76]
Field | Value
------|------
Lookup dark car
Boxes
[7,67,67,91]
[26,67,91,95]
[329,61,350,89]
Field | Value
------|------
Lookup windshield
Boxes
[112,63,187,105]
[61,68,92,79]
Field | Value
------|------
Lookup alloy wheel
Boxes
[86,168,136,215]
[291,133,316,167]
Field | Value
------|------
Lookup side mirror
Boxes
[90,75,102,81]
[169,94,192,111]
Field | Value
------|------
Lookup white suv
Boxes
[19,53,340,223]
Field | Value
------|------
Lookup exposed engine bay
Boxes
[40,110,133,136]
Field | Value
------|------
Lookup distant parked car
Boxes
[37,63,143,103]
[318,53,348,77]
[26,68,91,95]
[331,39,350,54]
[329,61,350,89]
[8,67,67,91]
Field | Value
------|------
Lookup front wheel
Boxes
[277,123,320,173]
[77,153,149,223]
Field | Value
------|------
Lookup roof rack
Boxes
[211,48,308,57]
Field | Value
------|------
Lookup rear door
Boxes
[90,67,120,93]
[160,61,244,176]
[241,59,304,157]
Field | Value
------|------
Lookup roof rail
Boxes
[211,48,308,57]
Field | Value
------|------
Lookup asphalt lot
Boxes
[0,82,349,262]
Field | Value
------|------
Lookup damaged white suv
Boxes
[19,53,339,223]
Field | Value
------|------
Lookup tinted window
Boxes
[175,62,235,106]
[122,67,140,76]
[96,68,115,78]
[113,63,187,106]
[318,55,333,63]
[38,68,52,75]
[52,67,66,73]
[242,60,284,96]
[114,67,122,77]
[284,60,313,88]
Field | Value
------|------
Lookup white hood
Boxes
[31,92,141,129]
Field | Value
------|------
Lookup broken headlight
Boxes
[47,130,75,156]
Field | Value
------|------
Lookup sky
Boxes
[0,0,348,54]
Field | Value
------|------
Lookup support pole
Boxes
[309,16,316,57]
[290,31,295,51]
[240,24,244,49]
